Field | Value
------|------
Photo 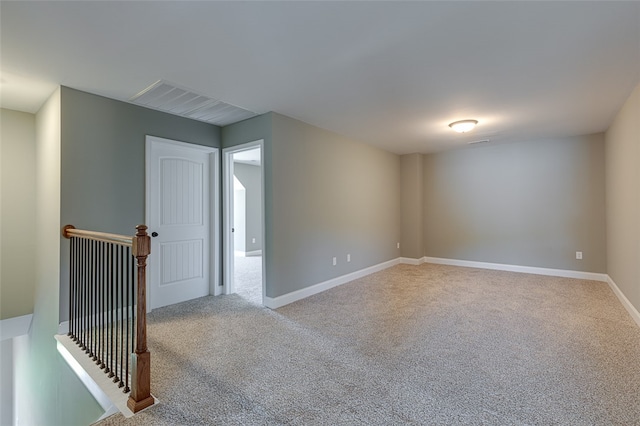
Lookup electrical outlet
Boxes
[333,257,337,266]
[397,242,400,249]
[576,251,583,260]
[252,238,256,244]
[347,254,351,262]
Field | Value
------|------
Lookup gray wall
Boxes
[605,82,640,314]
[400,153,424,259]
[423,135,607,273]
[234,162,263,253]
[270,113,401,297]
[1,109,37,319]
[59,87,221,320]
[223,113,401,298]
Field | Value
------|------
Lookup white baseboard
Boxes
[263,258,401,309]
[422,256,608,282]
[0,314,33,341]
[398,257,425,265]
[606,276,640,328]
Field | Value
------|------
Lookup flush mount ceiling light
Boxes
[449,119,478,133]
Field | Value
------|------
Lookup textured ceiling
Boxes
[1,1,638,154]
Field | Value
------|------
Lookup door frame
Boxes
[145,135,221,311]
[222,139,265,302]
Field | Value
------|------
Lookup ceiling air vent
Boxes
[129,80,258,126]
[467,139,490,145]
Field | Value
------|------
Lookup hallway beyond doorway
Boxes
[234,254,262,304]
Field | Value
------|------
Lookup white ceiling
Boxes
[1,1,638,154]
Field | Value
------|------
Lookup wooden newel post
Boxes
[127,225,155,412]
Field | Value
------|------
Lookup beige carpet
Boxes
[97,263,640,425]
[234,255,263,304]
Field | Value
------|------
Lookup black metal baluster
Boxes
[109,246,117,377]
[74,237,80,342]
[92,239,97,360]
[98,241,104,368]
[78,239,83,347]
[119,245,125,388]
[80,238,86,349]
[130,247,136,383]
[97,241,101,364]
[88,239,93,356]
[86,239,90,353]
[96,240,101,361]
[113,245,121,384]
[75,237,79,341]
[84,240,91,356]
[100,241,105,369]
[69,237,74,340]
[108,244,115,378]
[95,241,101,365]
[89,239,93,353]
[94,241,98,360]
[68,237,74,338]
[102,241,107,369]
[124,248,131,393]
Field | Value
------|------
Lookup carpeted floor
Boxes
[97,263,640,425]
[234,255,263,304]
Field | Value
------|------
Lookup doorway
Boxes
[145,136,220,310]
[223,140,265,304]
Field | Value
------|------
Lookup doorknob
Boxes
[151,232,159,237]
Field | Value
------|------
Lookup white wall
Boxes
[0,109,37,320]
[27,87,62,425]
[15,88,103,426]
[233,176,247,253]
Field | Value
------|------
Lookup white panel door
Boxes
[147,138,213,309]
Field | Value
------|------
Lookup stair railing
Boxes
[62,224,154,413]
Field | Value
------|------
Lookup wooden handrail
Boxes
[62,224,154,413]
[62,225,133,247]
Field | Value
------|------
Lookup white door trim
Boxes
[222,140,265,303]
[145,135,220,311]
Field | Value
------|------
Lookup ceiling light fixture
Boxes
[449,119,478,133]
